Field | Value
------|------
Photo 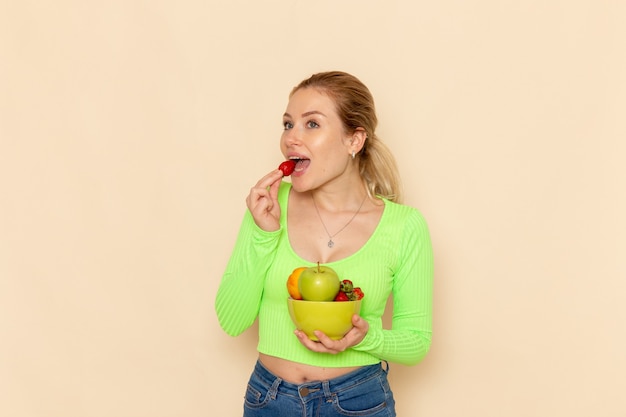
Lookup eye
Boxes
[283,121,293,130]
[306,120,319,128]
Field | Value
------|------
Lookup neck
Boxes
[310,186,368,212]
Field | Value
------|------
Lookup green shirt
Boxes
[216,182,433,367]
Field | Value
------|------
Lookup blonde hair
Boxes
[291,71,403,202]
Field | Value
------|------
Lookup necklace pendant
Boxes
[328,239,334,248]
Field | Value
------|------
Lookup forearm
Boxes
[215,210,281,336]
[352,326,432,366]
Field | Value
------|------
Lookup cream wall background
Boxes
[1,1,624,416]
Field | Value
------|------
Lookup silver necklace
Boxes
[311,194,367,248]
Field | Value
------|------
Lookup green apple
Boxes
[298,263,340,301]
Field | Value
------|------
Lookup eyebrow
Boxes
[283,110,327,118]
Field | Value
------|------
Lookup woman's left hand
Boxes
[294,314,369,354]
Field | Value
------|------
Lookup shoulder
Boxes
[381,198,428,227]
[380,200,432,261]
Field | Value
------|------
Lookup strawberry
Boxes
[278,160,296,176]
[352,287,365,300]
[340,279,354,293]
[334,291,350,302]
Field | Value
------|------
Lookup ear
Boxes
[349,127,367,155]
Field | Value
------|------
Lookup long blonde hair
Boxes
[291,71,403,202]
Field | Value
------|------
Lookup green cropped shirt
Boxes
[215,182,433,367]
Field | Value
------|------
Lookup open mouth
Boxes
[290,157,310,172]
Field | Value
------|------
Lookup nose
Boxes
[282,127,301,147]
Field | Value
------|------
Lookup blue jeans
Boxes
[242,359,396,417]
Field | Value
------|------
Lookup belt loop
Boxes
[381,360,390,374]
[268,376,282,400]
[322,380,332,398]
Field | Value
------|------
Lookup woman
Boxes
[215,71,433,416]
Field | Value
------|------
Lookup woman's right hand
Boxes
[245,169,285,232]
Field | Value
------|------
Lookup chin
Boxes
[289,182,307,193]
[289,179,313,193]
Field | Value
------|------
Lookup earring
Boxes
[352,151,356,159]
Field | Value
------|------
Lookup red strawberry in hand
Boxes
[334,291,350,302]
[278,160,296,176]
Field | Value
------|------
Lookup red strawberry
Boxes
[278,160,296,176]
[334,291,350,301]
[352,287,365,300]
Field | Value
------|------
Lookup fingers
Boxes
[352,314,369,333]
[294,315,369,354]
[314,331,349,353]
[246,169,284,231]
[256,169,285,190]
[247,170,282,204]
[294,330,344,354]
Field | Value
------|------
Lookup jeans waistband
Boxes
[253,359,387,400]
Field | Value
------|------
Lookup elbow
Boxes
[215,293,254,337]
[222,325,246,338]
[216,312,251,337]
[404,332,432,366]
[217,317,240,337]
[405,345,431,366]
[215,306,255,337]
